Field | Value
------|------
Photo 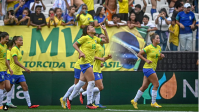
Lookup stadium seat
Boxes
[157,5,169,14]
[194,13,199,21]
[43,0,53,4]
[0,20,4,26]
[157,0,168,6]
[169,13,173,18]
[145,4,152,13]
[94,4,101,13]
[116,4,119,14]
[44,4,53,14]
[134,0,144,9]
[153,13,159,20]
[144,13,152,22]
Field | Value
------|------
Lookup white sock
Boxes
[134,90,143,102]
[92,87,100,104]
[73,87,85,99]
[95,92,100,104]
[69,80,85,101]
[2,92,7,100]
[23,91,31,107]
[80,88,85,93]
[87,81,95,105]
[82,91,87,96]
[152,90,157,104]
[7,85,15,104]
[0,89,3,106]
[63,84,75,101]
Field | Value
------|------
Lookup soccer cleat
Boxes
[60,97,66,109]
[0,105,3,109]
[86,104,97,109]
[66,98,71,109]
[131,99,138,109]
[151,102,162,108]
[28,105,39,108]
[79,93,84,104]
[95,104,106,108]
[92,104,99,108]
[6,103,17,108]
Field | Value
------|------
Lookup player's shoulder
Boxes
[157,45,161,49]
[11,46,17,51]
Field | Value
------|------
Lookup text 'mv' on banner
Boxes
[1,26,146,71]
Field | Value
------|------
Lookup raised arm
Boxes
[100,25,109,43]
[41,0,46,11]
[142,0,147,12]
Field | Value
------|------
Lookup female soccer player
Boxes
[80,33,112,108]
[66,25,109,109]
[0,32,12,109]
[9,36,39,108]
[131,32,165,109]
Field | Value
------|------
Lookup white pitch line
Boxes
[105,109,197,112]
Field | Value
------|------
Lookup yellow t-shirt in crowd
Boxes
[82,0,94,11]
[143,44,161,71]
[55,16,63,26]
[7,1,19,10]
[118,0,129,13]
[93,44,105,73]
[46,17,59,26]
[77,35,101,65]
[169,24,179,46]
[0,43,7,72]
[10,46,23,75]
[76,13,93,26]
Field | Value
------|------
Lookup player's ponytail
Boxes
[6,39,14,48]
[149,32,158,43]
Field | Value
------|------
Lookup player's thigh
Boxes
[148,73,159,87]
[79,72,86,82]
[19,81,28,91]
[0,81,5,89]
[84,67,95,82]
[5,80,11,91]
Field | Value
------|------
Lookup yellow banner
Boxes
[0,26,145,71]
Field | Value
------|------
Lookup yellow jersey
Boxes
[77,35,102,65]
[10,46,23,75]
[74,59,81,69]
[46,17,59,26]
[7,50,11,74]
[169,24,179,46]
[143,44,161,71]
[118,0,129,13]
[93,44,105,73]
[7,1,19,10]
[55,16,63,26]
[0,43,7,72]
[76,13,93,26]
[82,0,94,11]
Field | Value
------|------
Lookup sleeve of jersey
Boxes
[89,15,94,22]
[77,36,87,45]
[97,38,102,44]
[11,48,17,57]
[143,46,149,53]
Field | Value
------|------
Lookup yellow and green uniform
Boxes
[10,46,23,75]
[82,0,94,11]
[93,44,105,73]
[0,43,7,72]
[169,24,179,46]
[7,1,19,10]
[77,35,102,65]
[143,44,161,71]
[74,59,81,70]
[76,13,93,26]
[46,17,59,26]
[118,0,129,13]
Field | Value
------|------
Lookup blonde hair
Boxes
[149,32,158,43]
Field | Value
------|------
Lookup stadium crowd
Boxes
[0,0,198,51]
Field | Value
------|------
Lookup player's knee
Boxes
[153,83,159,89]
[22,85,28,91]
[98,85,104,91]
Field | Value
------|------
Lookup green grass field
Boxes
[4,104,198,112]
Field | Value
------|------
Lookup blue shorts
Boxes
[5,72,11,80]
[143,68,156,78]
[0,71,6,82]
[94,72,103,81]
[74,68,81,79]
[80,64,92,74]
[10,75,26,84]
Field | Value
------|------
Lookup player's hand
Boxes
[101,63,104,67]
[190,24,195,29]
[107,54,112,59]
[100,25,106,30]
[25,68,31,73]
[160,54,165,58]
[146,60,152,64]
[9,69,13,75]
[79,52,85,59]
[180,24,185,29]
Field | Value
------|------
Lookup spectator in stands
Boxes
[195,21,198,51]
[155,8,171,51]
[94,7,108,27]
[176,3,196,51]
[46,8,59,27]
[129,0,134,14]
[105,0,117,21]
[107,14,120,28]
[167,0,177,13]
[14,0,29,18]
[141,15,157,32]
[82,0,95,18]
[192,0,198,13]
[6,0,19,11]
[76,4,93,29]
[53,0,73,15]
[127,12,141,29]
[29,0,46,13]
[130,0,147,24]
[4,7,18,25]
[151,0,160,20]
[17,8,30,26]
[117,15,127,26]
[171,2,183,19]
[30,5,46,30]
[54,8,63,25]
[118,0,129,21]
[169,18,179,51]
[62,6,76,26]
[0,0,6,20]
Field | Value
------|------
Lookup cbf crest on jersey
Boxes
[95,40,97,43]
[189,16,192,20]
